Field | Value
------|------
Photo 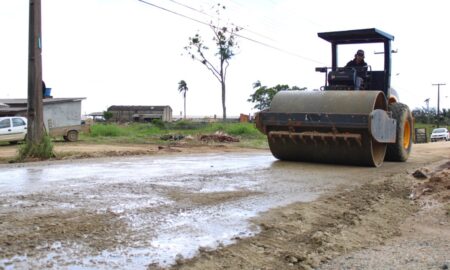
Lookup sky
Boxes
[0,0,449,118]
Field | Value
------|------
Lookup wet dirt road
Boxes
[0,145,447,269]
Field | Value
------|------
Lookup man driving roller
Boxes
[345,49,368,90]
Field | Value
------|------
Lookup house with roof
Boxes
[0,98,87,141]
[107,105,173,122]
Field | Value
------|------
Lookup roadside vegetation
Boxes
[80,120,268,148]
[16,135,55,161]
[413,122,450,142]
[412,107,449,141]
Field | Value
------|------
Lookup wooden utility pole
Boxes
[432,83,446,128]
[27,0,44,144]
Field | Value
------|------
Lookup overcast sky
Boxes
[1,0,449,118]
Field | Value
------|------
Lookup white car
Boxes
[430,127,449,142]
[0,116,27,144]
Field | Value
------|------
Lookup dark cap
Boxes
[356,49,365,57]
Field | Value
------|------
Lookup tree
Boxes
[103,111,113,122]
[184,3,240,120]
[413,107,450,125]
[178,80,188,119]
[248,81,306,110]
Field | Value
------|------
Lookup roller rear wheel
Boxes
[385,103,412,161]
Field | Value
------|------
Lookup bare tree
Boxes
[184,3,240,120]
[178,80,188,119]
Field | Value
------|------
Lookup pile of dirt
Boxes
[0,207,127,259]
[199,133,239,143]
[166,161,450,270]
[318,161,450,270]
[410,161,450,203]
[165,175,417,269]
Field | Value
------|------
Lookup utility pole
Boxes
[27,0,44,144]
[432,83,446,128]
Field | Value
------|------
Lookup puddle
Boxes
[0,152,343,269]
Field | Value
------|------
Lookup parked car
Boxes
[430,127,449,142]
[0,116,27,144]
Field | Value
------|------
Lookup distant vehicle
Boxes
[430,128,449,142]
[0,116,27,144]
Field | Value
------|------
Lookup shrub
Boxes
[171,120,209,130]
[90,124,126,137]
[17,136,55,161]
[151,119,166,129]
[225,123,258,136]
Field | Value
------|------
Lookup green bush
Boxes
[225,123,259,136]
[103,111,113,121]
[171,120,206,130]
[90,124,127,137]
[152,119,166,129]
[17,136,55,161]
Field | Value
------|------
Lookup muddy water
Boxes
[0,152,377,269]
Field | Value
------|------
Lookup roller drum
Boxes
[265,91,388,167]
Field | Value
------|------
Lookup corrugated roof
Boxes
[0,98,86,116]
[0,107,26,112]
[0,98,86,105]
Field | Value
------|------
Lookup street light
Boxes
[424,98,430,112]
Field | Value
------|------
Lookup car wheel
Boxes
[64,130,79,142]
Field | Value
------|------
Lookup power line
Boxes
[167,0,210,16]
[138,0,210,27]
[167,0,278,42]
[233,32,323,64]
[137,0,324,65]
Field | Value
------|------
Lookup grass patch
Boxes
[90,124,129,137]
[17,136,55,161]
[82,121,267,147]
[225,123,261,137]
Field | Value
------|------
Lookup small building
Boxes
[0,98,86,138]
[87,112,106,122]
[107,105,172,122]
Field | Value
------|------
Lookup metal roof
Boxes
[88,112,104,117]
[0,98,86,116]
[0,97,86,105]
[318,28,394,44]
[0,107,26,112]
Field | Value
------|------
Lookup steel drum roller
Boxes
[257,91,390,167]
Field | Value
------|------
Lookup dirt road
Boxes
[0,141,449,269]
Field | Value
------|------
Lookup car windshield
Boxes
[432,128,447,133]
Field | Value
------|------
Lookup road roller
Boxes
[255,28,413,167]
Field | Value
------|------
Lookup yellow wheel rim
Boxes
[403,119,411,149]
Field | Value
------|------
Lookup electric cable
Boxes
[138,0,325,65]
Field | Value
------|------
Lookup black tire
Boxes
[385,103,413,162]
[64,130,79,142]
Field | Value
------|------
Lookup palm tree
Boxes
[178,80,188,119]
